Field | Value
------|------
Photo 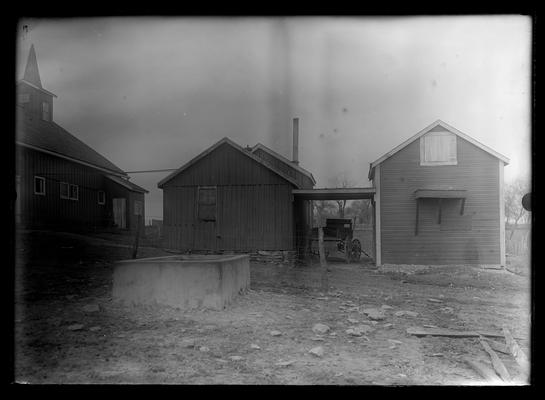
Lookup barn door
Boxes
[194,186,217,251]
[113,198,126,229]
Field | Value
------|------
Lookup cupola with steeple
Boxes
[17,44,57,122]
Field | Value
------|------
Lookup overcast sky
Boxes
[16,16,532,222]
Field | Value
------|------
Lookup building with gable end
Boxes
[16,44,148,232]
[368,119,509,267]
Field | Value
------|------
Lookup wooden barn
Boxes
[368,120,509,267]
[158,124,316,254]
[15,45,148,232]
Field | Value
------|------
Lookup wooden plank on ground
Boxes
[464,357,502,384]
[502,327,530,374]
[407,327,525,340]
[480,338,511,382]
[487,339,510,355]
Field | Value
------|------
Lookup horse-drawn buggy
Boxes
[309,218,362,262]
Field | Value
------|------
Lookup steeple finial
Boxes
[23,44,42,88]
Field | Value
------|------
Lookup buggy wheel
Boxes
[350,238,362,261]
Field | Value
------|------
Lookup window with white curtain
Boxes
[420,131,457,165]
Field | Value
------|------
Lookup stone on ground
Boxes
[309,346,324,357]
[270,330,283,336]
[312,323,330,334]
[250,343,261,350]
[67,324,84,331]
[229,355,244,361]
[362,308,386,320]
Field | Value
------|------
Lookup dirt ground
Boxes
[13,230,532,385]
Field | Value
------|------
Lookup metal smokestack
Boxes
[292,117,299,165]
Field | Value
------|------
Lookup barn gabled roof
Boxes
[368,119,510,180]
[106,175,148,193]
[251,143,317,185]
[157,137,302,188]
[16,108,127,177]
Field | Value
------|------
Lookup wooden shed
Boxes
[158,135,315,254]
[15,45,148,232]
[368,120,509,267]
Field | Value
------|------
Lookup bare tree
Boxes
[505,177,530,239]
[330,173,354,218]
[312,200,337,226]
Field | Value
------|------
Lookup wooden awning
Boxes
[414,189,467,236]
[414,189,467,199]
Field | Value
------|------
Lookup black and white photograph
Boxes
[13,15,532,385]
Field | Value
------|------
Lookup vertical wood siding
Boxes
[16,147,107,229]
[162,143,295,251]
[379,133,501,265]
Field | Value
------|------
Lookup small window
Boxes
[420,131,457,166]
[34,176,45,195]
[198,186,217,221]
[17,93,30,104]
[42,102,50,121]
[98,190,105,205]
[69,184,79,200]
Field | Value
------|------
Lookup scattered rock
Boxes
[275,360,296,367]
[250,343,261,350]
[423,324,438,328]
[329,332,337,337]
[316,297,329,300]
[346,324,374,336]
[346,328,361,337]
[362,308,385,321]
[199,346,210,352]
[89,326,101,332]
[216,359,228,363]
[67,324,84,331]
[388,339,403,344]
[181,339,196,348]
[285,315,293,320]
[270,330,283,337]
[310,337,325,341]
[428,298,443,303]
[229,356,244,361]
[440,307,454,314]
[308,346,324,357]
[383,323,393,329]
[430,353,444,357]
[82,304,100,313]
[394,310,419,317]
[347,318,359,324]
[312,323,330,334]
[381,305,394,310]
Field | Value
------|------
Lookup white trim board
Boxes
[499,160,506,267]
[374,164,382,267]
